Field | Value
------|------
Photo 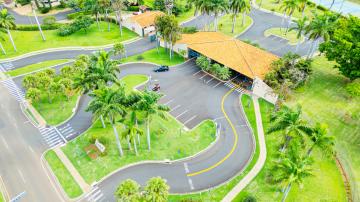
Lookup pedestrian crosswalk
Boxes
[38,126,65,148]
[57,124,77,139]
[224,81,246,94]
[84,186,105,202]
[0,62,14,72]
[0,79,26,102]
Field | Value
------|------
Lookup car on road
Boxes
[153,65,169,72]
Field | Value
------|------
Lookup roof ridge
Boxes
[233,40,255,78]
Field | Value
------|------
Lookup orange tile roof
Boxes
[130,11,164,28]
[177,32,279,79]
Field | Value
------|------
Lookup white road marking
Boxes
[1,136,9,150]
[23,120,30,124]
[28,146,35,154]
[184,163,189,173]
[188,178,194,190]
[213,81,223,88]
[193,70,201,76]
[213,116,225,121]
[206,77,214,83]
[17,169,26,183]
[199,74,207,79]
[183,115,197,125]
[175,110,189,119]
[170,105,181,112]
[164,99,174,105]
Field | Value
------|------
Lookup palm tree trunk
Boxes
[302,4,306,17]
[100,115,106,128]
[281,183,292,202]
[194,7,198,16]
[146,117,151,151]
[310,40,318,58]
[214,14,218,31]
[281,12,286,32]
[33,9,45,41]
[281,135,292,152]
[242,12,246,26]
[127,135,132,150]
[231,13,237,33]
[329,0,335,9]
[119,11,123,36]
[286,13,293,33]
[7,29,17,52]
[111,116,124,156]
[259,0,263,8]
[136,119,140,145]
[105,9,110,32]
[133,136,138,155]
[96,12,100,30]
[307,145,314,156]
[0,42,6,55]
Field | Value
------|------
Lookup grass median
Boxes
[7,59,71,77]
[0,22,137,59]
[45,150,83,198]
[209,14,253,37]
[264,27,304,45]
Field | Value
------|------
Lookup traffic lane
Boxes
[0,85,63,202]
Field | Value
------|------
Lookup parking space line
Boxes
[164,99,174,105]
[193,70,201,76]
[199,74,207,79]
[213,81,223,88]
[17,169,26,184]
[188,178,194,190]
[175,110,188,119]
[183,115,197,125]
[170,105,181,112]
[206,77,214,83]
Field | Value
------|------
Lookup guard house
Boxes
[123,11,164,37]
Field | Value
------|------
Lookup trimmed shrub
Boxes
[136,55,144,61]
[16,0,30,6]
[243,195,257,202]
[43,16,56,25]
[39,7,51,14]
[346,79,360,97]
[127,6,139,11]
[14,24,62,31]
[182,26,197,34]
[66,11,84,20]
[57,24,76,36]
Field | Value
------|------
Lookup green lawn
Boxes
[176,7,196,23]
[7,59,71,77]
[1,22,137,59]
[45,150,83,198]
[0,191,4,202]
[121,47,185,66]
[256,0,325,19]
[121,74,148,92]
[169,95,261,202]
[32,93,79,126]
[210,14,253,37]
[264,27,304,45]
[234,57,348,202]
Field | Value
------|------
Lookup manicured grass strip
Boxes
[25,108,39,125]
[0,191,4,202]
[210,14,253,37]
[7,59,71,77]
[176,7,196,23]
[0,22,137,59]
[45,150,83,198]
[121,74,148,93]
[264,27,304,45]
[122,47,185,66]
[169,95,262,202]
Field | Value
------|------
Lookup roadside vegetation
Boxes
[122,48,184,66]
[45,150,83,198]
[7,59,71,77]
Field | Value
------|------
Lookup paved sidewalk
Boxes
[53,147,91,193]
[222,97,267,201]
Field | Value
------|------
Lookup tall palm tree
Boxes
[280,0,300,32]
[211,0,228,31]
[198,0,213,30]
[239,0,251,27]
[289,16,307,52]
[121,111,143,155]
[84,0,102,29]
[298,0,308,17]
[268,105,312,151]
[273,151,313,202]
[98,0,112,31]
[0,9,17,52]
[165,16,181,59]
[112,0,126,36]
[133,90,169,151]
[229,0,250,32]
[86,86,127,157]
[307,123,335,156]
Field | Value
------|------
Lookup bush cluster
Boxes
[39,7,51,14]
[14,23,61,31]
[127,6,140,11]
[196,55,231,81]
[182,26,197,34]
[57,16,94,36]
[66,11,84,20]
[15,0,30,6]
[43,16,57,25]
[346,79,360,97]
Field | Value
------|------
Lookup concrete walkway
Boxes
[53,147,91,193]
[222,97,267,202]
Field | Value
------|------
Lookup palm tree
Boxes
[115,179,141,201]
[0,30,6,55]
[307,123,335,156]
[198,0,213,30]
[0,9,17,52]
[122,112,143,155]
[273,151,313,202]
[229,0,250,33]
[113,42,126,60]
[112,0,126,36]
[133,90,169,151]
[98,0,111,31]
[297,0,308,17]
[268,105,312,151]
[280,0,300,32]
[86,86,127,157]
[84,0,102,29]
[289,16,307,52]
[211,0,228,31]
[144,177,169,202]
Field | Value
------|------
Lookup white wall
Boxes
[143,26,155,37]
[252,77,278,104]
[122,18,143,36]
[160,41,188,57]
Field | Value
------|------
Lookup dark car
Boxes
[153,65,169,72]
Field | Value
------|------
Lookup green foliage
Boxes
[144,177,169,202]
[66,11,85,20]
[39,7,51,14]
[346,79,360,97]
[242,195,257,202]
[88,133,109,145]
[153,0,187,16]
[57,24,76,36]
[182,26,197,33]
[115,179,141,202]
[113,42,125,57]
[195,55,231,80]
[319,16,360,80]
[15,0,31,6]
[43,16,57,25]
[14,24,61,31]
[136,55,144,61]
[58,16,94,36]
[127,6,140,11]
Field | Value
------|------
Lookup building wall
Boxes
[160,41,188,57]
[122,19,144,36]
[252,77,278,104]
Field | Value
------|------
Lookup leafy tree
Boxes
[121,111,143,155]
[26,88,41,104]
[272,151,313,202]
[196,55,210,71]
[86,86,127,156]
[23,74,38,90]
[115,179,141,202]
[49,82,65,104]
[84,0,101,29]
[38,75,53,103]
[59,78,75,101]
[73,15,94,33]
[155,14,181,59]
[319,16,360,80]
[0,9,17,52]
[289,16,307,52]
[307,123,335,156]
[144,177,169,202]
[113,42,126,60]
[133,90,169,151]
[268,105,312,151]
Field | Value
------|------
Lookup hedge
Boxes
[14,24,63,31]
[67,11,85,20]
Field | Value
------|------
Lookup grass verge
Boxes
[121,47,185,66]
[45,150,83,198]
[1,22,137,59]
[264,27,304,45]
[210,14,253,37]
[7,59,71,77]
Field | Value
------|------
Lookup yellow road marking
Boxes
[187,88,238,177]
